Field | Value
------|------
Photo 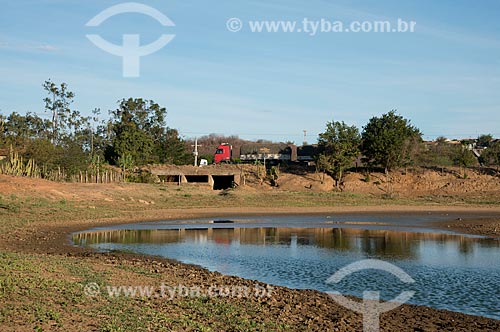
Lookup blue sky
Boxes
[1,0,500,144]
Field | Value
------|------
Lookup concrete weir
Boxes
[150,165,240,190]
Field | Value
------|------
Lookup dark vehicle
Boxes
[214,143,318,164]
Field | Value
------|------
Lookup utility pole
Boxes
[259,147,270,169]
[192,138,201,166]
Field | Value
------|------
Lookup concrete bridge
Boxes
[149,165,241,190]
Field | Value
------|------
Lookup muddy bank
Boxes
[59,250,500,332]
[436,217,500,238]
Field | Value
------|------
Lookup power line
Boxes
[179,131,321,137]
[180,131,500,139]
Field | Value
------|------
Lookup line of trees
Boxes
[0,80,191,181]
[316,110,500,189]
[1,80,499,184]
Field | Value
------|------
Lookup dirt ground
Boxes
[150,164,500,198]
[1,169,500,331]
[3,164,500,200]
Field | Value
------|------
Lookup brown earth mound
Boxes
[342,167,500,198]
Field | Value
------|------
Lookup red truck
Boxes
[214,143,232,164]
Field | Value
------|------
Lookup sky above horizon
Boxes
[1,0,500,144]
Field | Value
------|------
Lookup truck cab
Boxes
[214,143,232,164]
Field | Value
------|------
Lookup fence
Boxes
[0,146,125,183]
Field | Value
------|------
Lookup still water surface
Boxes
[73,215,500,319]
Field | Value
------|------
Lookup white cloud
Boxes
[34,44,59,52]
[0,40,59,53]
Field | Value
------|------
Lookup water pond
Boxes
[73,214,500,319]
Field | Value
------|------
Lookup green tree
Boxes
[24,138,61,169]
[43,79,75,143]
[159,128,192,165]
[417,139,457,168]
[109,98,166,165]
[3,112,51,149]
[477,134,493,148]
[3,112,30,148]
[453,144,477,178]
[361,110,421,173]
[317,121,361,189]
[481,141,500,170]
